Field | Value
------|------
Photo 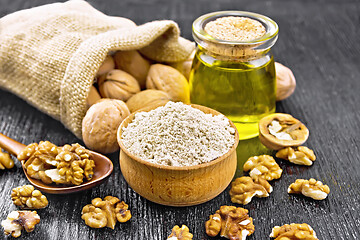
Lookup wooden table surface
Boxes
[1,0,359,239]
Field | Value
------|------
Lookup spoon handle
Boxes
[0,133,26,157]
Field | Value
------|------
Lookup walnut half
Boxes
[11,185,48,209]
[270,223,318,240]
[81,196,131,229]
[288,178,330,200]
[0,148,14,170]
[167,225,193,240]
[229,176,273,205]
[243,155,283,181]
[205,206,254,240]
[1,211,40,238]
[276,146,316,166]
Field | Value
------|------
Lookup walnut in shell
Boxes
[82,99,130,153]
[229,176,272,205]
[275,62,296,101]
[114,50,150,89]
[259,113,309,150]
[96,55,115,76]
[288,178,330,200]
[126,89,171,113]
[205,206,254,240]
[86,86,101,108]
[98,69,140,101]
[276,146,316,166]
[146,64,190,103]
[169,50,195,80]
[270,223,318,240]
[243,155,283,181]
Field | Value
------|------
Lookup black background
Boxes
[0,0,359,239]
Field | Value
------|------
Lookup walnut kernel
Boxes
[205,206,254,240]
[229,176,272,205]
[82,99,130,153]
[288,178,330,200]
[167,225,193,240]
[1,211,40,238]
[243,155,283,181]
[11,185,48,209]
[270,223,318,240]
[81,196,131,229]
[276,146,316,166]
[0,148,14,170]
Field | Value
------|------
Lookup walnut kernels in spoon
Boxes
[259,113,309,150]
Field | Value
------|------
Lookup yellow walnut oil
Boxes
[190,11,279,140]
[189,48,276,140]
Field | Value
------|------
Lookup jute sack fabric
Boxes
[0,0,194,138]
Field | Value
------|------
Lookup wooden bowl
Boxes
[117,104,239,207]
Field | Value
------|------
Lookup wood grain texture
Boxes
[0,0,359,239]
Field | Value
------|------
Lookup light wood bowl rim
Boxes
[117,103,239,171]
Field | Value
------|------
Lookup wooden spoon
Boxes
[0,133,113,194]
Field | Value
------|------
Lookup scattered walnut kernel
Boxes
[229,176,272,205]
[276,146,316,166]
[243,155,283,181]
[1,211,40,238]
[288,178,330,200]
[0,148,14,170]
[259,113,309,150]
[19,141,95,186]
[11,185,48,209]
[81,196,131,229]
[205,206,254,240]
[270,223,318,240]
[167,225,193,240]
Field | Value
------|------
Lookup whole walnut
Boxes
[96,55,115,77]
[82,99,130,153]
[169,50,195,80]
[98,70,140,101]
[114,50,150,89]
[146,64,190,103]
[86,86,101,108]
[126,89,171,113]
[275,62,296,101]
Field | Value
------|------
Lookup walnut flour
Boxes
[204,16,266,42]
[121,102,236,166]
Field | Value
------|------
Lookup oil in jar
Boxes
[189,49,276,140]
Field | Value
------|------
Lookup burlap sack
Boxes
[0,0,194,139]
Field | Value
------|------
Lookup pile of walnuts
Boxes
[82,50,193,154]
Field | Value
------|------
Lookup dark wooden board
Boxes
[1,0,359,239]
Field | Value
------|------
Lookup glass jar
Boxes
[189,11,279,140]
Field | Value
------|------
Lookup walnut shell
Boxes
[86,86,101,108]
[98,70,140,101]
[126,89,171,113]
[259,113,309,150]
[275,62,296,101]
[96,55,115,77]
[82,99,130,154]
[146,64,190,103]
[114,50,150,89]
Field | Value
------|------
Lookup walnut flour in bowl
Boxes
[121,102,236,166]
